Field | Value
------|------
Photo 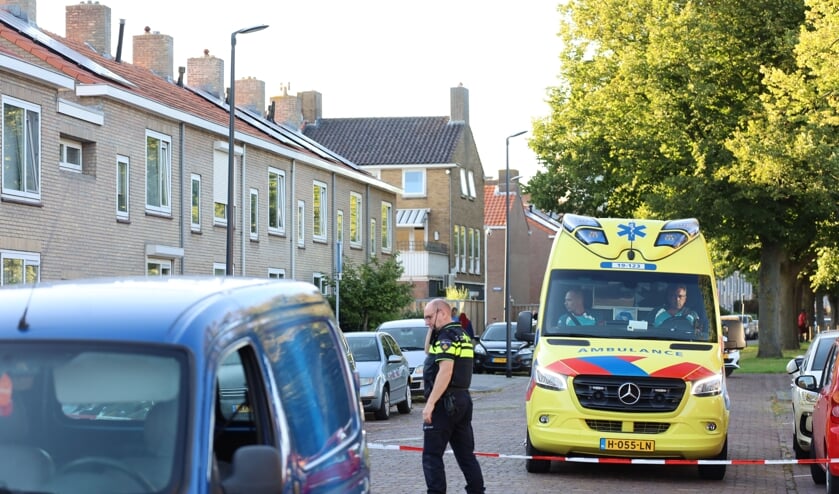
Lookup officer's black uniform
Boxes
[422,321,484,494]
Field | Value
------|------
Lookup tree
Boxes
[526,0,810,357]
[325,256,415,332]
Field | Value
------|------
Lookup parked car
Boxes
[786,330,839,458]
[797,336,839,491]
[737,314,759,340]
[376,318,427,396]
[720,315,746,377]
[473,322,532,374]
[0,277,370,493]
[345,332,412,420]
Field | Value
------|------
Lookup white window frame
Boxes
[349,192,362,248]
[145,129,171,214]
[2,96,41,200]
[370,218,377,255]
[473,228,481,275]
[250,188,259,240]
[460,225,467,274]
[268,268,285,279]
[213,263,227,276]
[213,149,229,225]
[313,180,327,243]
[453,225,460,272]
[297,200,305,247]
[59,138,82,172]
[468,227,474,274]
[336,210,344,244]
[1,250,40,285]
[381,201,392,253]
[467,170,477,199]
[402,169,425,197]
[313,272,328,295]
[116,155,130,220]
[268,167,286,234]
[190,173,201,231]
[146,258,172,276]
[459,168,468,197]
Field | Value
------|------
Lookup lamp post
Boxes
[226,24,269,276]
[505,130,527,378]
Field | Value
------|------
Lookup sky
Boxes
[35,0,562,184]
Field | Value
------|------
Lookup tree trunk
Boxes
[758,243,785,358]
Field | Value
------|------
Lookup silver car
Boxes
[786,330,839,458]
[345,332,412,420]
[376,318,428,396]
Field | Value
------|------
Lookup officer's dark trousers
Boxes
[422,390,485,494]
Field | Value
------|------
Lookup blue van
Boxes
[0,277,370,493]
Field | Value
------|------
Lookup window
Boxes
[250,188,259,239]
[268,167,286,234]
[370,219,377,255]
[145,130,171,214]
[336,210,344,244]
[468,227,475,274]
[213,150,229,224]
[381,202,392,253]
[453,225,460,272]
[349,192,362,247]
[2,96,40,199]
[117,155,130,220]
[190,174,201,230]
[459,168,468,196]
[467,170,477,199]
[402,169,425,197]
[1,250,39,285]
[268,268,285,279]
[146,259,172,276]
[213,263,226,276]
[313,181,327,242]
[460,225,467,273]
[59,138,82,172]
[473,228,481,275]
[297,200,305,247]
[313,272,328,295]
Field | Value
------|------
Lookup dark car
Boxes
[473,322,532,373]
[0,277,370,494]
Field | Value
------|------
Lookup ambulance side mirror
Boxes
[516,311,535,343]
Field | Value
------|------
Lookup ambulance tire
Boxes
[697,438,727,481]
[525,431,551,473]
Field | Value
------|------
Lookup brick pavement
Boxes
[365,372,823,493]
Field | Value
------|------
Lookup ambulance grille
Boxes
[585,420,671,434]
[573,376,685,412]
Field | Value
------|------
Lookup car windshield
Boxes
[541,269,719,342]
[483,323,516,341]
[346,336,381,362]
[381,326,426,351]
[0,343,187,493]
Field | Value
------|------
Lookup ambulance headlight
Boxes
[692,374,723,397]
[534,365,568,391]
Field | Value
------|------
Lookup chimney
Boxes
[450,84,469,124]
[499,169,520,193]
[235,76,265,115]
[187,49,224,99]
[269,86,303,129]
[0,0,35,24]
[65,1,111,57]
[133,26,173,80]
[299,90,322,125]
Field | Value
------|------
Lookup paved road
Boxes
[364,372,824,493]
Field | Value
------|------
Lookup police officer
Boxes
[422,299,484,494]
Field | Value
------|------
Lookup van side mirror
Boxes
[516,311,534,343]
[222,445,284,494]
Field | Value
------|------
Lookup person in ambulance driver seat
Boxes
[648,283,701,332]
[558,288,597,327]
[421,299,485,494]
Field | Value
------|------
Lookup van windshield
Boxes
[541,269,718,342]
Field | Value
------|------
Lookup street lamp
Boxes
[226,24,269,276]
[505,130,527,378]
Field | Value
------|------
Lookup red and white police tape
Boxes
[367,442,839,466]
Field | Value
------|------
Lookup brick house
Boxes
[0,0,398,300]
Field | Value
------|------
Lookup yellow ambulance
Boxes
[515,214,730,480]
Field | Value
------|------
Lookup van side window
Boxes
[267,320,355,459]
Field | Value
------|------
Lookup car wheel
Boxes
[375,387,391,420]
[697,438,727,480]
[525,430,551,473]
[397,385,412,414]
[811,442,826,484]
[793,432,806,460]
[829,465,839,494]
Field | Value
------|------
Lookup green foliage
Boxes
[445,285,470,301]
[325,256,415,332]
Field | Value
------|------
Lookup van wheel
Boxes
[724,367,734,377]
[811,443,826,484]
[397,385,412,414]
[525,431,551,473]
[828,465,839,494]
[375,387,391,420]
[697,438,726,480]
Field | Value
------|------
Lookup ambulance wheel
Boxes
[697,438,727,480]
[525,431,551,473]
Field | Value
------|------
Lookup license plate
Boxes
[600,438,655,452]
[492,357,507,363]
